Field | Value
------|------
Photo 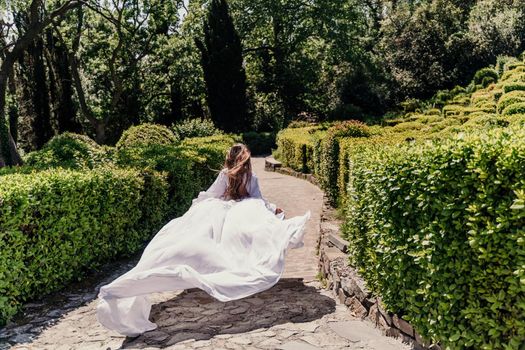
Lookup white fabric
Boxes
[96,171,310,336]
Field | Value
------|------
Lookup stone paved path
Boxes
[5,158,411,350]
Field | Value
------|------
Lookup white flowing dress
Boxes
[96,170,311,336]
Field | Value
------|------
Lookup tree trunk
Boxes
[0,59,23,166]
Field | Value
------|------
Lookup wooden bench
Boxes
[264,157,282,171]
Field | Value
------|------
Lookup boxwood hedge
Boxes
[343,129,525,349]
[0,168,168,325]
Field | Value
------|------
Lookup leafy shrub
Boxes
[391,121,425,132]
[116,123,177,149]
[171,118,222,140]
[481,76,495,87]
[343,129,525,349]
[242,132,276,155]
[425,108,441,116]
[502,102,525,116]
[0,168,168,326]
[503,83,525,94]
[273,127,322,173]
[25,133,111,170]
[318,121,370,205]
[496,55,520,75]
[287,120,316,128]
[117,134,235,217]
[497,91,525,113]
[473,68,499,85]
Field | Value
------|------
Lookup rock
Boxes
[229,336,252,345]
[278,340,320,350]
[8,333,33,344]
[344,296,368,319]
[378,304,393,326]
[392,315,414,337]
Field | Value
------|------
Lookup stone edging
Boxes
[265,158,440,350]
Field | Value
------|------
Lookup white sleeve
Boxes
[249,173,278,214]
[192,170,227,206]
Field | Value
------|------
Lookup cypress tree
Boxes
[195,0,249,133]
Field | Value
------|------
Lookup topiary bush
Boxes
[171,118,222,140]
[503,83,525,94]
[25,133,111,170]
[497,91,525,114]
[318,121,370,205]
[273,126,323,173]
[0,168,168,326]
[343,129,525,349]
[117,134,235,218]
[502,102,525,116]
[116,123,178,149]
[473,68,499,86]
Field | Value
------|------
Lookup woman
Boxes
[96,144,311,337]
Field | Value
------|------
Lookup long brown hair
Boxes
[223,143,252,200]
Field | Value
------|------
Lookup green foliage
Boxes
[273,126,322,173]
[502,102,525,116]
[497,91,525,113]
[117,134,235,217]
[318,121,370,205]
[24,133,111,170]
[342,129,525,349]
[473,68,499,85]
[241,132,276,155]
[171,118,222,140]
[0,168,168,326]
[503,83,525,94]
[116,123,178,150]
[195,0,249,133]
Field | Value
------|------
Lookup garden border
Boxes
[264,157,440,350]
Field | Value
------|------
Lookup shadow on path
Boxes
[121,279,336,348]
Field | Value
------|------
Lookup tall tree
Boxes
[195,0,249,133]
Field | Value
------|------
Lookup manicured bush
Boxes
[497,91,525,114]
[502,102,525,116]
[318,121,370,205]
[171,118,222,140]
[503,83,525,94]
[242,131,276,155]
[25,133,112,170]
[496,56,520,75]
[473,68,499,86]
[117,134,235,217]
[343,129,525,349]
[116,123,177,149]
[273,126,322,173]
[0,168,168,326]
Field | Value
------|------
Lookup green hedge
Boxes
[503,83,525,94]
[0,168,168,325]
[503,102,525,116]
[318,121,370,206]
[171,118,222,140]
[116,134,235,217]
[116,123,177,149]
[273,126,323,173]
[25,133,113,170]
[343,129,525,349]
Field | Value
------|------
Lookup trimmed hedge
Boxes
[25,133,112,170]
[503,83,525,94]
[116,134,236,217]
[502,102,525,116]
[473,68,498,86]
[497,91,525,114]
[273,126,322,173]
[116,123,177,149]
[318,121,370,205]
[0,168,168,325]
[343,129,525,349]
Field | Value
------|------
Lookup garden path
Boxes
[5,158,410,350]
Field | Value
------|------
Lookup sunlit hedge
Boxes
[273,126,323,173]
[0,168,168,325]
[343,129,525,349]
[116,123,178,149]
